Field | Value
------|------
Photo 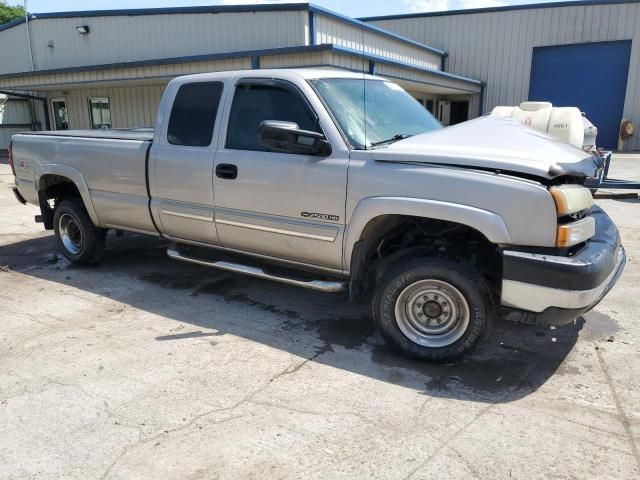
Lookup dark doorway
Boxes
[449,101,469,125]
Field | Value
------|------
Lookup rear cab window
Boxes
[167,81,224,147]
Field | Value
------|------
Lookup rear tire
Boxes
[53,199,106,264]
[372,256,494,362]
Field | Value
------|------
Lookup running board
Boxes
[167,246,346,293]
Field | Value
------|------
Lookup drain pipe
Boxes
[24,1,35,71]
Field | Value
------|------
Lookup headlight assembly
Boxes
[549,185,593,216]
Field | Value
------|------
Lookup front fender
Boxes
[343,196,512,270]
[36,164,101,226]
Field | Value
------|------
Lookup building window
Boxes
[88,97,111,129]
[426,100,434,114]
[167,81,224,147]
[51,98,69,130]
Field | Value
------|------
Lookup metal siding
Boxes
[374,61,480,93]
[0,11,306,75]
[0,96,32,150]
[48,84,166,130]
[0,127,26,149]
[0,57,251,90]
[0,24,32,74]
[0,98,31,124]
[314,14,441,71]
[260,51,328,69]
[369,2,640,150]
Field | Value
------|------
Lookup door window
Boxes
[167,81,224,147]
[226,82,318,151]
[51,99,69,130]
[88,97,111,129]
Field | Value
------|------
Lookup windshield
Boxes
[310,78,442,149]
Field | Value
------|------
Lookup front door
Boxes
[213,78,348,271]
[51,98,69,130]
[150,81,224,245]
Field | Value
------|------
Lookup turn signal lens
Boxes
[556,217,596,247]
[550,185,593,216]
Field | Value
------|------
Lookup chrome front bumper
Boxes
[502,247,625,312]
[501,206,625,325]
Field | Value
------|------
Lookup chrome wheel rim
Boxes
[59,213,83,255]
[394,279,470,348]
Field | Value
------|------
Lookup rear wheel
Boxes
[373,257,493,362]
[53,199,106,264]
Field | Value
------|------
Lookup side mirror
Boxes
[259,120,332,157]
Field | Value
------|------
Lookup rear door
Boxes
[150,80,225,244]
[212,77,349,271]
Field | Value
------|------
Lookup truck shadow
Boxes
[1,232,600,405]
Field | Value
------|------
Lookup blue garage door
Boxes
[529,40,632,149]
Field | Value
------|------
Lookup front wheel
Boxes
[53,199,106,264]
[372,257,494,362]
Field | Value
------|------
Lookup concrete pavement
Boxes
[0,162,639,479]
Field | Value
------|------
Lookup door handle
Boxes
[216,164,238,180]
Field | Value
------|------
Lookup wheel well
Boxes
[349,215,502,301]
[37,175,83,230]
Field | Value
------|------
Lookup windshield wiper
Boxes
[369,133,413,148]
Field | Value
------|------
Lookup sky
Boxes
[7,0,584,19]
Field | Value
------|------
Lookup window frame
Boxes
[51,97,69,131]
[87,97,111,130]
[166,80,224,148]
[224,77,327,154]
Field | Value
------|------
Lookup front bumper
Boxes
[501,206,625,325]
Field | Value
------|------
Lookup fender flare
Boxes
[343,196,512,269]
[36,164,101,226]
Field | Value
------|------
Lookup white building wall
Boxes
[0,23,32,74]
[0,96,33,150]
[368,2,640,150]
[0,57,251,90]
[314,14,441,70]
[48,84,166,130]
[0,10,307,75]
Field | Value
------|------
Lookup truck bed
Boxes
[12,128,156,234]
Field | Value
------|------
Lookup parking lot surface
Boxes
[1,160,639,479]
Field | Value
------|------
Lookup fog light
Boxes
[557,217,596,247]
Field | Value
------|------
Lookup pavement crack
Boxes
[99,358,298,478]
[595,345,640,470]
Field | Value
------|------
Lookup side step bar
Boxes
[167,246,347,293]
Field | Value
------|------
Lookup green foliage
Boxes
[0,1,25,26]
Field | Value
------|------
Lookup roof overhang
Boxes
[0,44,481,95]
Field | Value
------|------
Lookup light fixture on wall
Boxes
[75,25,90,34]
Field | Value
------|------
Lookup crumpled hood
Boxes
[365,116,603,181]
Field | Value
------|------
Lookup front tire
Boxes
[373,257,493,362]
[53,199,106,264]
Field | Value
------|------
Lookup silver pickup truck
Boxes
[9,69,625,361]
